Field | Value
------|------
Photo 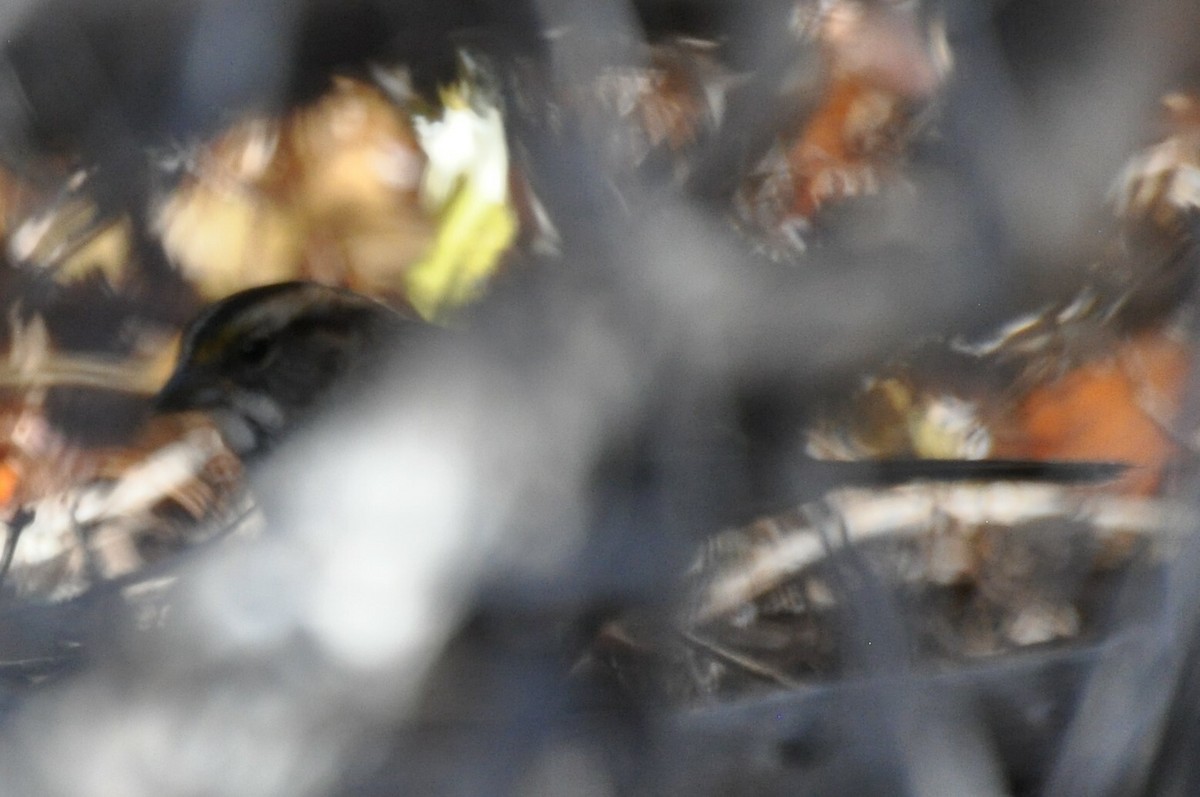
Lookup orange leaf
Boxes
[999,332,1190,495]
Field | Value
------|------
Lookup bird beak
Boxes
[154,368,225,412]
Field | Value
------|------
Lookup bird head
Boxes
[156,281,415,457]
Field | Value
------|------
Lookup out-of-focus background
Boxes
[0,0,1199,794]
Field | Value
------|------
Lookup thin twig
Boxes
[680,628,802,689]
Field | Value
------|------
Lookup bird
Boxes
[155,281,429,458]
[155,280,1128,543]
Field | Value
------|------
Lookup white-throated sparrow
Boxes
[156,281,427,457]
[157,281,1129,513]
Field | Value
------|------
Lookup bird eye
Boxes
[236,335,275,369]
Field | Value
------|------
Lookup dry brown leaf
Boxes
[157,77,436,303]
[738,0,949,244]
